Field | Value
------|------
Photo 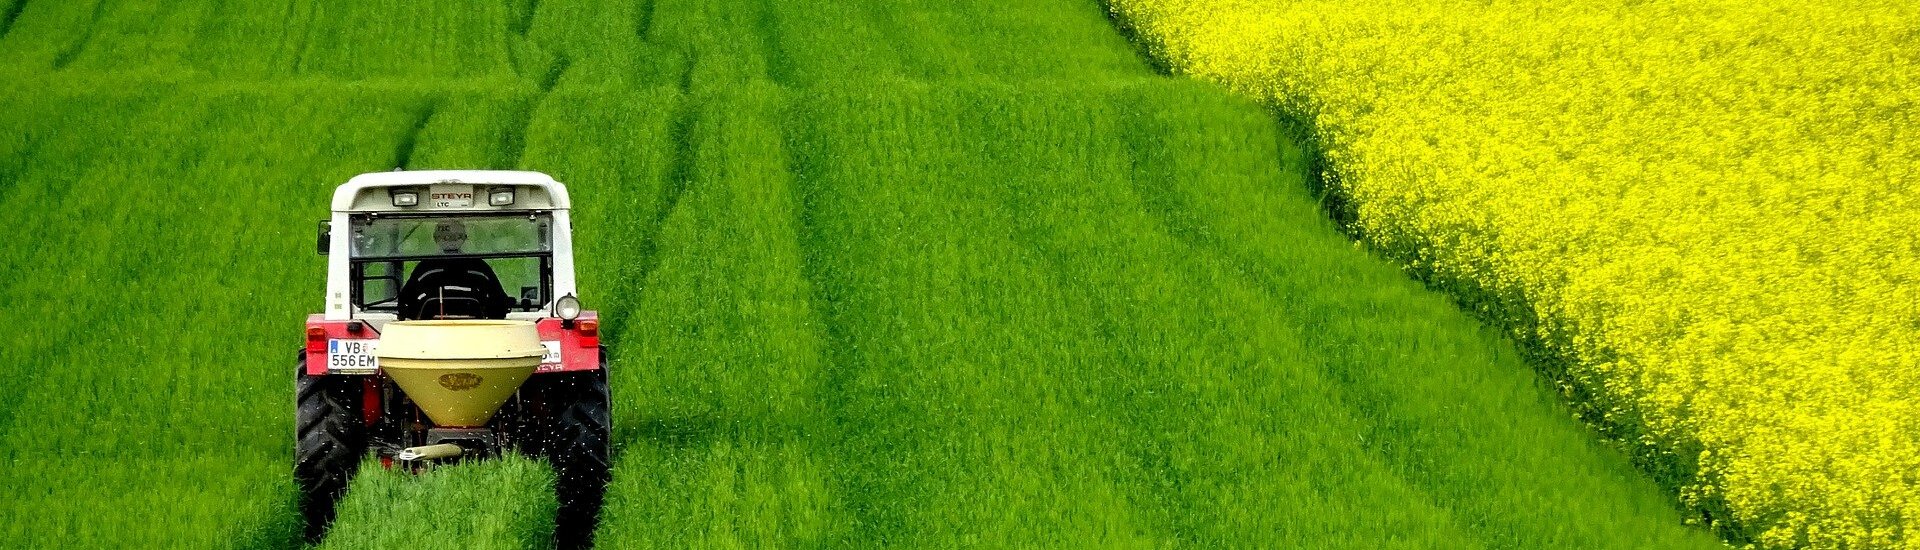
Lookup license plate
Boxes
[327,339,380,373]
[541,341,561,365]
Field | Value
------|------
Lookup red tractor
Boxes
[297,170,610,548]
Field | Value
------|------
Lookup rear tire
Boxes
[294,354,367,544]
[526,365,610,550]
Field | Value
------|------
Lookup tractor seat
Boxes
[398,259,510,320]
[412,295,488,320]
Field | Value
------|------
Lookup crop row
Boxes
[319,457,555,550]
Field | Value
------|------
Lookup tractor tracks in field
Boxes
[1111,101,1527,545]
[635,0,658,41]
[0,126,43,202]
[751,0,793,86]
[593,62,697,345]
[504,0,563,91]
[390,100,438,170]
[48,0,106,69]
[779,106,882,545]
[497,0,569,170]
[496,52,568,170]
[509,0,539,37]
[0,0,30,42]
[627,86,699,299]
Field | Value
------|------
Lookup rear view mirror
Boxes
[317,221,330,255]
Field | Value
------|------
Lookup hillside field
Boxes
[0,0,1718,547]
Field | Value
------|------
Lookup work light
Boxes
[555,294,582,321]
[391,189,419,207]
[489,187,515,206]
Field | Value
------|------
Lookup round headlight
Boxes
[555,294,582,321]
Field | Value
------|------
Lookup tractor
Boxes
[296,170,610,548]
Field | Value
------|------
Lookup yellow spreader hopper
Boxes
[376,320,545,429]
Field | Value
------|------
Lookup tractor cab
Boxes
[318,170,580,327]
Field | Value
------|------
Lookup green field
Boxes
[0,0,1719,547]
[319,457,556,550]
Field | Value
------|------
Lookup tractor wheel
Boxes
[540,366,611,550]
[294,354,367,544]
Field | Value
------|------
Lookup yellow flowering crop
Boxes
[1107,0,1920,547]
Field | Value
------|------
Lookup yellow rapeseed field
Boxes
[1107,0,1920,547]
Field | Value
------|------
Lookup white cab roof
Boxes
[332,170,569,211]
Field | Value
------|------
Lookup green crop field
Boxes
[0,0,1720,548]
[319,457,556,550]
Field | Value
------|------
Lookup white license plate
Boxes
[327,339,380,372]
[541,341,561,365]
